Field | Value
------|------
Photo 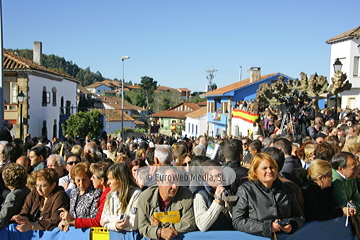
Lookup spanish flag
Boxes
[232,109,259,123]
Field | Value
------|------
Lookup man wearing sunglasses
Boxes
[59,153,81,195]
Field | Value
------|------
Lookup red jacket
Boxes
[74,187,111,228]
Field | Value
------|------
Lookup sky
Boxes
[3,0,360,92]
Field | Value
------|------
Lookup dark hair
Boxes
[223,139,243,161]
[65,152,81,163]
[314,143,335,161]
[30,145,47,160]
[145,147,155,165]
[330,152,355,170]
[249,140,262,153]
[128,159,147,170]
[263,147,285,171]
[4,142,23,163]
[273,138,292,156]
[139,141,149,151]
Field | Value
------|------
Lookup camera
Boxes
[348,202,356,209]
[276,220,290,227]
[221,190,237,202]
[119,214,127,221]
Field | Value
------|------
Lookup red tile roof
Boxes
[201,73,279,97]
[326,26,360,44]
[168,102,201,111]
[98,96,144,111]
[104,109,134,121]
[77,85,93,95]
[178,88,191,92]
[186,107,207,118]
[157,86,179,93]
[3,49,80,83]
[197,100,207,106]
[151,111,191,118]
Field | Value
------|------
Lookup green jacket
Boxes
[332,169,360,214]
[137,186,196,239]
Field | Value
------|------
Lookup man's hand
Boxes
[150,216,160,227]
[160,228,178,240]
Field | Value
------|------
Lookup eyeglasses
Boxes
[182,161,191,167]
[67,161,80,166]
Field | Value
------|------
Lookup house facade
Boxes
[4,42,80,140]
[150,102,201,136]
[201,68,294,138]
[183,107,207,138]
[326,26,360,109]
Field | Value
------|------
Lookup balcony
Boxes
[4,104,18,121]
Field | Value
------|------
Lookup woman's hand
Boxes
[281,224,293,234]
[58,220,70,232]
[11,215,29,225]
[271,221,281,233]
[16,221,32,232]
[59,208,75,225]
[115,219,127,230]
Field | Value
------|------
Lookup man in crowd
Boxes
[222,139,248,194]
[137,166,196,239]
[28,145,47,171]
[331,152,360,215]
[47,154,66,179]
[298,98,315,137]
[0,121,13,142]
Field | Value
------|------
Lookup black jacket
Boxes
[232,178,304,238]
[222,160,248,194]
[301,181,343,222]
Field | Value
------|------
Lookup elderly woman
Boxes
[58,161,112,231]
[232,153,304,238]
[100,163,142,232]
[68,162,101,219]
[0,163,30,228]
[11,168,70,231]
[299,160,352,222]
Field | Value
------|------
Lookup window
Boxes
[42,87,47,106]
[52,87,57,106]
[46,92,51,104]
[354,57,360,77]
[196,125,198,135]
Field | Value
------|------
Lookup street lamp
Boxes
[121,56,130,142]
[17,91,26,140]
[333,58,343,121]
[333,58,343,73]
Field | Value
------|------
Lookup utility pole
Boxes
[206,69,218,92]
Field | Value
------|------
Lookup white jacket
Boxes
[101,188,142,231]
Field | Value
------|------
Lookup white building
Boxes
[326,26,360,109]
[4,42,80,140]
[183,107,207,138]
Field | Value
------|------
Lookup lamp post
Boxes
[121,56,130,142]
[333,58,343,121]
[17,91,25,140]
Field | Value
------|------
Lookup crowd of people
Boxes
[0,105,360,239]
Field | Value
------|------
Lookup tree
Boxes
[62,110,103,139]
[139,76,157,110]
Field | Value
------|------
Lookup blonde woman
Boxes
[100,163,141,236]
[302,144,317,169]
[300,160,353,222]
[232,153,304,238]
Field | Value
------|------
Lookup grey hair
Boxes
[48,154,66,168]
[154,145,173,164]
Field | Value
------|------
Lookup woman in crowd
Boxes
[11,168,70,231]
[58,161,112,231]
[100,163,142,235]
[232,153,304,238]
[299,160,352,222]
[342,135,360,155]
[0,163,30,228]
[68,162,102,219]
[128,159,146,182]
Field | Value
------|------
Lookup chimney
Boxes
[33,41,42,65]
[250,67,261,83]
